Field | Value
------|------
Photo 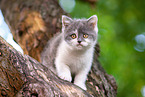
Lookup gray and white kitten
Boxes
[41,15,98,90]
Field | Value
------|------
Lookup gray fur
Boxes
[41,33,62,73]
[64,19,97,43]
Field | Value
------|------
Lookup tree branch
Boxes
[0,36,92,97]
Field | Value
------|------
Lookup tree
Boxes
[0,0,117,96]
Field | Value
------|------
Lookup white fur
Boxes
[55,40,94,90]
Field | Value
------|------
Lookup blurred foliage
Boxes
[69,0,145,97]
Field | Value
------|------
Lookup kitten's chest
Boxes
[62,52,90,72]
[57,44,94,73]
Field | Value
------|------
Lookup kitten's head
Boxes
[62,15,98,50]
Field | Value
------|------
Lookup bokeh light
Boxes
[59,0,75,13]
[134,33,145,52]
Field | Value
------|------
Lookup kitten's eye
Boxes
[83,34,88,38]
[71,34,76,39]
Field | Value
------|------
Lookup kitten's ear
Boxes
[62,15,73,28]
[87,15,98,29]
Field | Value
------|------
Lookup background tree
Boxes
[69,0,145,97]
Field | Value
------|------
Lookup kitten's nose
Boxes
[78,41,81,44]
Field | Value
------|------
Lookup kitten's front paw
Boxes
[58,73,72,82]
[79,84,87,90]
[74,82,87,90]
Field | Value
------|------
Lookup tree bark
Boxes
[0,0,117,97]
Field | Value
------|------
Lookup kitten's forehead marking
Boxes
[74,29,78,34]
[75,30,79,38]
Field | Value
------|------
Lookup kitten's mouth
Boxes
[76,44,83,48]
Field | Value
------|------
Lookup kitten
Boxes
[41,15,98,90]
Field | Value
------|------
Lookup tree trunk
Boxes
[0,0,66,62]
[0,0,117,97]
